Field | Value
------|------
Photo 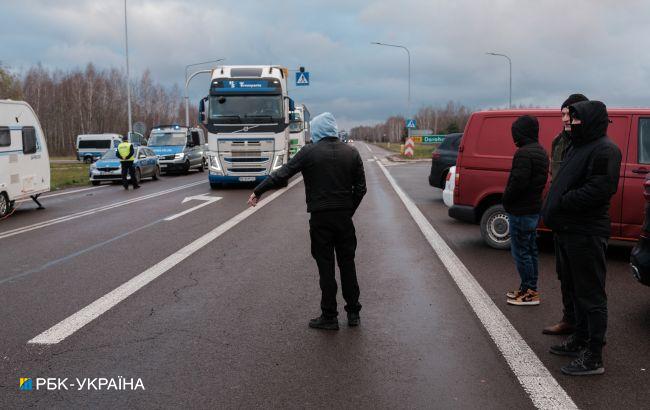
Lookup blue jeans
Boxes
[508,213,540,292]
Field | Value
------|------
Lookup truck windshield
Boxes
[149,132,186,146]
[209,95,283,123]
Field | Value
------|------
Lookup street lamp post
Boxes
[184,59,225,126]
[371,42,411,117]
[486,52,512,108]
[123,0,132,134]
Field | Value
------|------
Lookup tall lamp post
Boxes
[486,52,512,108]
[371,42,411,117]
[123,0,133,134]
[185,59,225,126]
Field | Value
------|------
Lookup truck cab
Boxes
[289,104,311,158]
[148,125,206,174]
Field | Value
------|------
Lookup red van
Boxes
[449,108,649,249]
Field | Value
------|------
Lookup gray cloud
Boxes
[2,0,650,129]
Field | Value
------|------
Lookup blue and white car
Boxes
[89,146,161,186]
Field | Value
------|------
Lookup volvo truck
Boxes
[198,65,293,188]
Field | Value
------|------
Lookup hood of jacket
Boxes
[511,115,539,147]
[310,112,339,144]
[568,100,609,145]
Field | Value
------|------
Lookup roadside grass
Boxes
[50,155,77,161]
[50,163,90,190]
[374,142,438,160]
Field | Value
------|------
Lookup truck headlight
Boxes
[209,154,222,172]
[174,152,185,159]
[272,154,284,170]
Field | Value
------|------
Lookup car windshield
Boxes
[101,149,118,159]
[209,95,283,123]
[149,132,186,146]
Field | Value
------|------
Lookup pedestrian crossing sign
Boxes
[296,72,310,86]
[406,119,417,129]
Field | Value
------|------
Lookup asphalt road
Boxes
[1,143,648,408]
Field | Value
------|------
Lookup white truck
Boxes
[198,65,294,188]
[0,100,50,217]
[289,104,311,158]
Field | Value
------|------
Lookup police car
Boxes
[89,146,161,185]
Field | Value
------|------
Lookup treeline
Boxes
[350,101,472,142]
[0,63,195,156]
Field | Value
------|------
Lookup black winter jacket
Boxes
[502,121,549,216]
[542,101,622,237]
[253,137,367,213]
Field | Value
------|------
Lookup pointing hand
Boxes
[248,193,259,207]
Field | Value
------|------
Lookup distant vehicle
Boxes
[148,125,207,174]
[428,133,462,189]
[198,65,294,188]
[631,175,650,286]
[339,131,349,143]
[0,99,50,217]
[76,134,122,163]
[449,109,649,249]
[289,104,311,158]
[89,146,160,185]
[443,166,456,207]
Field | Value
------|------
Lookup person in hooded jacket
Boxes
[543,93,589,336]
[248,112,367,331]
[503,115,549,306]
[542,100,622,376]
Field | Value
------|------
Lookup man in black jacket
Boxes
[248,112,367,330]
[543,93,589,336]
[542,100,622,376]
[503,115,549,306]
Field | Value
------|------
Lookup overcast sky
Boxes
[2,0,650,129]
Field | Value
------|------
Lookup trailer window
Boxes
[22,127,37,154]
[0,127,9,147]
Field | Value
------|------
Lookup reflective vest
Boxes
[117,142,134,161]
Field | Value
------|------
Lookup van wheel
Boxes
[84,156,93,164]
[480,204,511,249]
[152,166,160,180]
[0,193,9,217]
[91,181,101,186]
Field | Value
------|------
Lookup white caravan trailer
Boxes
[76,133,123,163]
[0,100,50,217]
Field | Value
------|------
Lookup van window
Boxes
[22,126,37,154]
[639,118,650,164]
[0,127,10,147]
[79,140,112,149]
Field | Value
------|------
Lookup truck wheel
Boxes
[152,166,160,180]
[91,181,101,186]
[0,193,9,217]
[84,156,93,164]
[480,204,511,250]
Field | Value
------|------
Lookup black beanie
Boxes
[561,93,588,109]
[512,115,539,146]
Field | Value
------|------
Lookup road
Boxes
[1,143,648,408]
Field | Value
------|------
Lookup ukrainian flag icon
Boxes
[20,378,32,391]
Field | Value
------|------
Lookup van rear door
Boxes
[621,116,650,240]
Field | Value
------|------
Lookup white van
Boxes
[0,100,50,217]
[76,133,123,163]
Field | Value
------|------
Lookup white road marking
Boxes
[28,177,303,345]
[164,194,222,221]
[16,185,109,203]
[365,144,373,152]
[376,161,576,410]
[0,181,205,240]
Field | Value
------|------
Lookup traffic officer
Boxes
[116,135,140,190]
[247,112,367,330]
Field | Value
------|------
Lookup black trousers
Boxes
[554,235,575,325]
[309,210,361,318]
[555,232,608,358]
[120,161,138,188]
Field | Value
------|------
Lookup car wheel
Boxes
[480,204,511,250]
[91,181,101,186]
[135,168,142,185]
[198,159,206,172]
[84,156,93,164]
[0,193,9,217]
[152,166,160,180]
[184,160,191,174]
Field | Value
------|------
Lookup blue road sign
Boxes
[406,119,417,129]
[296,72,310,86]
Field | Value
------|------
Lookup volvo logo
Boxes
[243,126,250,132]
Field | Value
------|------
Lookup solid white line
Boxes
[365,144,373,153]
[376,161,576,410]
[28,177,303,345]
[0,181,205,240]
[164,195,222,221]
[16,185,109,203]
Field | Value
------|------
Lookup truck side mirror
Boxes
[198,96,208,124]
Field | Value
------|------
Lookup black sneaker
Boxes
[309,315,339,330]
[550,335,587,357]
[347,312,360,327]
[134,185,141,189]
[561,350,604,376]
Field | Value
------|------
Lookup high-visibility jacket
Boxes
[117,142,135,161]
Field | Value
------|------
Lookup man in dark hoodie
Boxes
[503,115,549,306]
[542,100,622,376]
[543,93,589,336]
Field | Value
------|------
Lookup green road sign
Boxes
[422,135,446,144]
